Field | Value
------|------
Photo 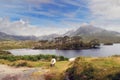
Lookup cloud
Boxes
[25,0,52,4]
[89,0,120,20]
[0,0,89,23]
[0,0,120,36]
[0,0,64,18]
[62,0,87,8]
[88,0,120,32]
[0,17,71,36]
[26,0,66,7]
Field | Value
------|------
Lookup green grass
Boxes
[0,40,37,50]
[1,56,120,80]
[65,57,120,80]
[0,54,68,62]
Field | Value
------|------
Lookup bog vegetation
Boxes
[0,50,68,68]
[0,50,68,62]
[63,57,120,80]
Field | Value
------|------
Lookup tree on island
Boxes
[89,39,100,48]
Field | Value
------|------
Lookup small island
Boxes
[104,43,113,45]
[33,36,100,50]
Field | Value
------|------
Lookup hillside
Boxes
[38,34,60,40]
[0,31,37,40]
[64,25,120,43]
[65,25,120,36]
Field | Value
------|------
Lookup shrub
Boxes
[107,72,120,80]
[0,50,12,55]
[15,61,28,67]
[65,57,95,80]
[0,54,68,62]
[64,57,120,80]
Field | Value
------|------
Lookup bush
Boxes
[0,50,12,55]
[107,72,120,80]
[0,54,68,62]
[64,57,120,80]
[16,61,28,67]
[66,57,96,80]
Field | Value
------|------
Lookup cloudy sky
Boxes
[0,0,120,36]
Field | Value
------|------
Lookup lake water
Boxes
[8,44,120,58]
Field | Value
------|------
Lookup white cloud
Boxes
[89,0,120,20]
[0,17,70,36]
[25,0,66,8]
[1,0,120,36]
[25,0,52,4]
[88,0,120,32]
[62,0,86,8]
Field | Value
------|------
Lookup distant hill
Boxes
[38,34,61,40]
[0,31,37,40]
[64,25,120,43]
[1,24,120,42]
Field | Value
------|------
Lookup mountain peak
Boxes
[64,25,120,37]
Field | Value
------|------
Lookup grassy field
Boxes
[65,56,120,80]
[0,40,38,50]
[1,56,120,80]
[0,41,120,80]
[0,59,70,80]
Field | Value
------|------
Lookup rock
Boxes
[69,58,76,62]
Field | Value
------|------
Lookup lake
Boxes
[8,44,120,58]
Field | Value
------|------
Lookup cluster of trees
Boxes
[34,36,100,50]
[54,36,100,49]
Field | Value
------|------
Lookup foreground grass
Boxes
[66,56,120,80]
[0,59,70,80]
[1,56,120,80]
[0,59,70,72]
[0,59,49,67]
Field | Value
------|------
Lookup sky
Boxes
[0,0,120,36]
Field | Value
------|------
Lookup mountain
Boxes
[38,34,61,40]
[0,32,14,40]
[0,31,37,40]
[65,25,120,36]
[38,25,120,42]
[64,25,120,43]
[1,24,120,42]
